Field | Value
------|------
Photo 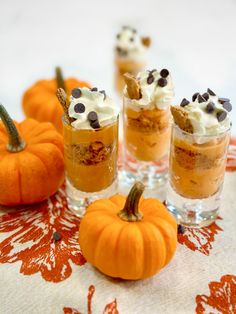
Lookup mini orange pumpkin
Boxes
[22,67,91,133]
[0,104,64,206]
[79,182,177,280]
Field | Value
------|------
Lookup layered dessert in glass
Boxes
[122,69,174,188]
[167,89,232,227]
[61,87,119,216]
[114,26,151,95]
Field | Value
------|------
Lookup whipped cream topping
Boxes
[124,69,174,111]
[68,87,119,130]
[115,26,148,61]
[181,90,231,136]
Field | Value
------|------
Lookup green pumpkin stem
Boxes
[0,104,26,153]
[55,66,66,92]
[118,182,144,222]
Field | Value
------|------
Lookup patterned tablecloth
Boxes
[0,139,236,314]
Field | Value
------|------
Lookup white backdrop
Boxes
[1,0,236,133]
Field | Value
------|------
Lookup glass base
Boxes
[122,150,168,189]
[66,178,118,217]
[166,182,221,228]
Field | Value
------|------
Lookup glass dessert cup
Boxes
[63,116,119,217]
[166,124,231,228]
[122,96,171,189]
[115,58,145,95]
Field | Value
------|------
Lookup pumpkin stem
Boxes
[0,104,26,153]
[55,66,66,92]
[118,182,144,222]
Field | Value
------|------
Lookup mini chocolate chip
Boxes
[216,110,227,122]
[180,98,190,107]
[207,88,216,96]
[178,225,185,234]
[91,87,98,92]
[122,25,129,30]
[202,93,209,101]
[198,94,206,103]
[90,120,101,129]
[87,111,98,122]
[53,232,62,241]
[122,50,128,57]
[219,97,230,104]
[222,102,232,112]
[206,102,215,113]
[116,46,122,53]
[116,33,120,39]
[147,75,154,84]
[192,92,199,101]
[99,90,106,99]
[130,37,134,42]
[132,28,137,33]
[71,88,81,98]
[74,103,85,113]
[157,78,167,87]
[160,69,169,78]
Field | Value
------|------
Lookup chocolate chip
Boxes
[198,94,206,103]
[160,69,169,78]
[219,97,230,104]
[216,110,227,122]
[74,103,85,113]
[71,88,81,98]
[222,102,232,112]
[87,111,98,122]
[91,87,98,92]
[147,74,154,84]
[207,88,216,96]
[206,102,215,113]
[99,90,106,99]
[132,28,137,33]
[90,120,101,129]
[130,37,134,42]
[116,46,122,53]
[178,225,185,234]
[180,98,190,107]
[116,33,120,39]
[202,93,209,101]
[157,78,167,87]
[53,232,62,241]
[192,92,199,101]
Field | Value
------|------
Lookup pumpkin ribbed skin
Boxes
[79,194,177,280]
[0,118,64,205]
[22,78,91,133]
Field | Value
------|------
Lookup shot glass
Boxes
[122,95,171,188]
[63,116,119,217]
[166,124,231,228]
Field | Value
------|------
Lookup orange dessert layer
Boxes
[115,59,145,95]
[170,135,229,199]
[63,121,118,193]
[124,107,171,162]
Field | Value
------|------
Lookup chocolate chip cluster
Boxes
[180,88,232,122]
[146,68,169,88]
[71,87,107,129]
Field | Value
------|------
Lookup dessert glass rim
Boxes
[172,122,231,139]
[62,114,119,131]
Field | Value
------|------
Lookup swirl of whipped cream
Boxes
[182,91,231,136]
[124,69,174,111]
[115,26,148,61]
[68,87,119,130]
